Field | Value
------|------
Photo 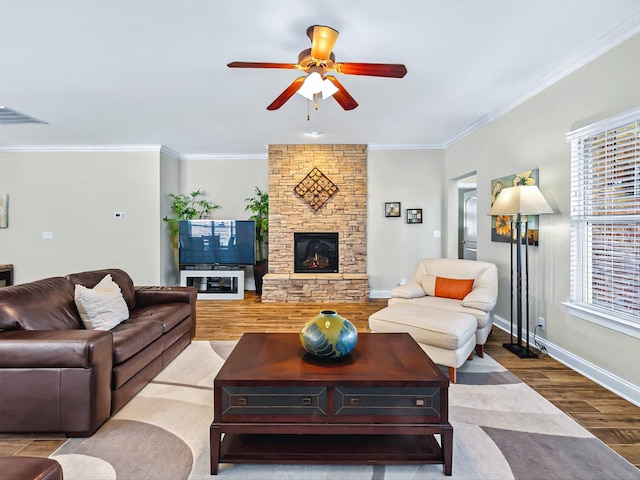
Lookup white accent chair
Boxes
[368,258,498,382]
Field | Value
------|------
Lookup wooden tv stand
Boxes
[210,332,452,475]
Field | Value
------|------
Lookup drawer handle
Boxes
[301,397,312,406]
[349,398,360,406]
[237,397,248,406]
[415,397,426,407]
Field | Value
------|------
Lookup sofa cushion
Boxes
[111,321,164,364]
[112,337,164,389]
[0,277,82,331]
[67,269,136,311]
[74,274,129,330]
[128,303,191,334]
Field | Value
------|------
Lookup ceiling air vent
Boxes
[0,106,47,125]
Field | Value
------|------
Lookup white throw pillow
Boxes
[74,274,129,330]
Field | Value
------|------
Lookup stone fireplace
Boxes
[261,144,369,303]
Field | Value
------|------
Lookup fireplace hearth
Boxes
[294,232,339,273]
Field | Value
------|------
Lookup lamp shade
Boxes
[488,185,553,216]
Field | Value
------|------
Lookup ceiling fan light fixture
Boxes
[296,72,339,101]
[296,72,324,100]
[320,78,339,99]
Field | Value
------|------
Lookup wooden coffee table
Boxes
[210,332,452,475]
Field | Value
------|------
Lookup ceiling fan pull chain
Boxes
[307,98,311,121]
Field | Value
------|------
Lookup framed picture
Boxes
[385,202,401,217]
[490,169,540,245]
[406,208,422,224]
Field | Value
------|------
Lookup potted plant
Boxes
[163,189,220,267]
[245,187,268,294]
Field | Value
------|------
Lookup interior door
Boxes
[459,189,477,260]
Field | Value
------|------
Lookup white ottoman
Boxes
[368,304,477,383]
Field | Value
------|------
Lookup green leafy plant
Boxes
[244,187,268,262]
[163,189,220,264]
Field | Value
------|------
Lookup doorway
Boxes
[452,173,477,260]
[458,188,477,259]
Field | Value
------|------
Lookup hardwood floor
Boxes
[2,292,639,471]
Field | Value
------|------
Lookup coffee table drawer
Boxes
[221,386,327,416]
[334,387,441,416]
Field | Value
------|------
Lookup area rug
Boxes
[51,341,640,480]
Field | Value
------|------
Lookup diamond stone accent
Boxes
[294,167,339,211]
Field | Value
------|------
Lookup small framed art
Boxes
[406,208,422,224]
[385,202,401,217]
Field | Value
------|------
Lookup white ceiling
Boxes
[1,0,640,157]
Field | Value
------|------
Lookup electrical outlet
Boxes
[538,316,546,331]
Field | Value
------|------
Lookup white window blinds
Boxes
[567,107,640,326]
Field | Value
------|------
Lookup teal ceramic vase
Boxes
[299,310,358,358]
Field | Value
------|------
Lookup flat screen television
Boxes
[178,219,255,268]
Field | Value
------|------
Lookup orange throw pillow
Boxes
[434,277,474,300]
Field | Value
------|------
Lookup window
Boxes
[566,107,640,335]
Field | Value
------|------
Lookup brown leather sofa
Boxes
[0,268,197,437]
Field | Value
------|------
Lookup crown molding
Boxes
[159,145,181,159]
[0,144,184,160]
[367,143,445,151]
[443,11,640,149]
[0,144,166,153]
[180,153,268,161]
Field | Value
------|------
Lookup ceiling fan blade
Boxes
[266,76,306,110]
[308,25,339,61]
[228,61,298,70]
[333,62,407,78]
[325,75,358,110]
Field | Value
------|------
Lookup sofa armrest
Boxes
[134,286,197,307]
[462,286,497,312]
[0,329,113,368]
[0,329,113,436]
[389,282,425,299]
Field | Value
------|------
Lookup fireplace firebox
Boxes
[294,232,339,273]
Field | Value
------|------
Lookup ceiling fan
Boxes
[227,25,407,112]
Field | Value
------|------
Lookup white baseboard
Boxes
[493,315,640,407]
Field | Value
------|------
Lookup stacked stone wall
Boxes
[261,144,369,302]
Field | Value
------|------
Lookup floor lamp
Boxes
[488,185,553,358]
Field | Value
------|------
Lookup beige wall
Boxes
[367,149,446,295]
[0,150,163,285]
[179,157,269,220]
[445,32,640,389]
